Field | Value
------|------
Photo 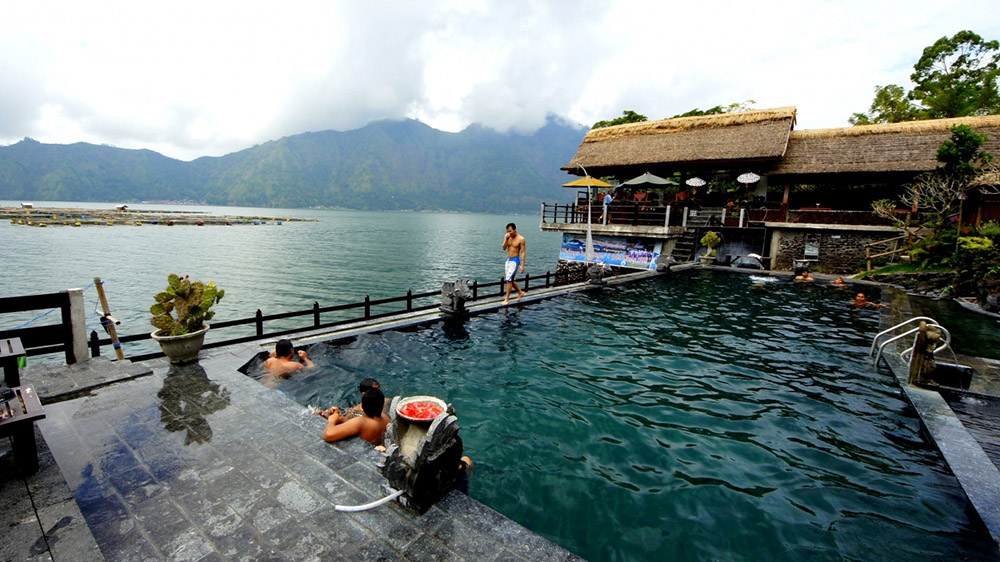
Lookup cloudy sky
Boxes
[2,0,998,161]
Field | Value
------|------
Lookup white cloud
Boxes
[0,0,997,160]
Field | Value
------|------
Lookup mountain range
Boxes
[0,118,589,214]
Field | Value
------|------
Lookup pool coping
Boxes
[877,286,1000,544]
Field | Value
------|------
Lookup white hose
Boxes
[335,489,404,512]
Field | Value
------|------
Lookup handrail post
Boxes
[313,302,320,327]
[665,204,671,228]
[525,273,530,291]
[500,277,505,295]
[546,270,551,288]
[89,330,101,357]
[255,309,263,337]
[540,203,546,223]
[866,247,871,272]
[406,289,412,311]
[364,296,371,318]
[472,280,479,300]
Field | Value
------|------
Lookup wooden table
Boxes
[0,385,46,474]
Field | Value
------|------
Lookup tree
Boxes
[911,30,1000,119]
[671,100,757,119]
[851,30,1000,124]
[849,85,920,125]
[592,110,648,129]
[936,124,993,178]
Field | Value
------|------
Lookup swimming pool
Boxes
[263,271,996,561]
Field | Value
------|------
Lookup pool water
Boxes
[266,271,996,561]
[908,295,1000,360]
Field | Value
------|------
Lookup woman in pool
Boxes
[851,292,883,308]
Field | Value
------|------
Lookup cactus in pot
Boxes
[150,274,225,336]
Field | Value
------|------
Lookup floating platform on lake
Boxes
[1,206,318,226]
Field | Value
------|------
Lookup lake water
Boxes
[3,202,996,561]
[1,201,562,355]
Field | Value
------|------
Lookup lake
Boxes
[0,201,563,353]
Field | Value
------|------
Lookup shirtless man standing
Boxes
[501,222,526,305]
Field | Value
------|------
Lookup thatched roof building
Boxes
[770,115,1000,183]
[562,107,797,178]
[563,109,1000,184]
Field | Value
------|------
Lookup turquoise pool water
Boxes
[268,271,995,561]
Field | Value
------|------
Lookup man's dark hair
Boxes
[361,387,384,418]
[359,378,379,394]
[506,222,516,230]
[275,339,294,358]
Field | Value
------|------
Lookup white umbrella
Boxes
[685,177,707,187]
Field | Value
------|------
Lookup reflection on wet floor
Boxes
[35,356,561,561]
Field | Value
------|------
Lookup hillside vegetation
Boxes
[0,118,587,214]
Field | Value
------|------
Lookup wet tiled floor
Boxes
[31,351,580,561]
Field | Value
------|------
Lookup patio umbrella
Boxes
[562,176,613,188]
[622,172,678,187]
[685,177,707,187]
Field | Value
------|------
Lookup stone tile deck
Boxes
[4,347,583,561]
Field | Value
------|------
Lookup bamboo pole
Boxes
[94,277,125,361]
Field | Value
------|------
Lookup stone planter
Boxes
[699,254,715,266]
[151,323,209,364]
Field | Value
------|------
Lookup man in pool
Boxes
[264,338,314,377]
[501,222,526,305]
[851,292,884,308]
[321,387,390,445]
[794,269,815,282]
[315,378,387,419]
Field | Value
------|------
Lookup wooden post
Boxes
[89,330,101,357]
[406,289,413,311]
[313,302,320,327]
[93,277,125,360]
[907,322,928,386]
[472,280,478,301]
[364,296,371,318]
[866,247,872,272]
[255,310,263,336]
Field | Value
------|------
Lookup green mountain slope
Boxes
[0,117,587,213]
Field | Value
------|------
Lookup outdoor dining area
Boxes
[554,172,717,228]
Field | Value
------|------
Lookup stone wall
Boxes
[772,228,902,273]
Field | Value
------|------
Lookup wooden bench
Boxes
[0,385,46,474]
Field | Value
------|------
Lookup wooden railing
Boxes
[90,270,574,362]
[0,291,80,363]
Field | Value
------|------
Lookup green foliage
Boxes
[150,274,225,336]
[935,124,993,178]
[911,30,1000,119]
[954,230,1000,294]
[700,231,722,250]
[978,220,1000,237]
[592,110,648,129]
[851,30,1000,123]
[671,100,756,119]
[849,85,920,125]
[909,228,959,268]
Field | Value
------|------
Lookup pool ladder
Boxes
[870,316,956,368]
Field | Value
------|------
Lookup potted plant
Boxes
[699,231,722,265]
[150,274,225,363]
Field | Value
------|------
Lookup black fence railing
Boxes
[90,270,574,362]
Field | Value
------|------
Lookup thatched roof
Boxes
[768,115,1000,178]
[562,107,797,176]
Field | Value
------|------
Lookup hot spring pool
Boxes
[255,270,996,561]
